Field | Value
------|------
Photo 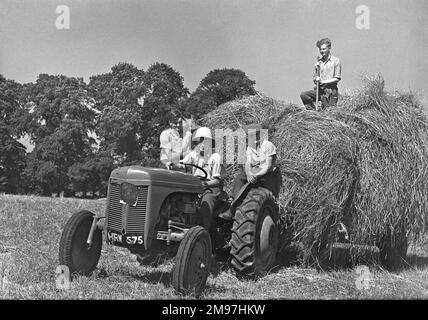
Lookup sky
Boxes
[1,0,427,105]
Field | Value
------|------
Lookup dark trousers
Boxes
[199,186,223,230]
[300,86,338,111]
[231,167,282,198]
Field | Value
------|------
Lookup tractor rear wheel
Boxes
[59,210,102,276]
[230,187,279,277]
[172,226,212,298]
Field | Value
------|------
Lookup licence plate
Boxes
[107,230,144,245]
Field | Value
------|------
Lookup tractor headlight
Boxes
[120,182,138,206]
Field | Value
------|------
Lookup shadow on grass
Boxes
[275,242,428,272]
[274,242,381,272]
[210,251,232,277]
[132,270,172,287]
[405,254,428,269]
[96,266,173,287]
[208,243,301,278]
[275,244,301,269]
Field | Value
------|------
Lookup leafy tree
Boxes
[24,119,96,195]
[140,62,189,159]
[22,74,95,141]
[89,63,147,163]
[67,153,114,198]
[21,74,96,195]
[0,132,27,193]
[184,68,257,120]
[0,74,27,193]
[89,62,188,165]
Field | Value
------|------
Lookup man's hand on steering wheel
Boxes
[182,163,208,180]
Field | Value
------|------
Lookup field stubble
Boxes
[0,194,427,299]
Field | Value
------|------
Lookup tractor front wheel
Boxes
[172,226,212,298]
[230,187,279,278]
[59,210,102,276]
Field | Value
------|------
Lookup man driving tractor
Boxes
[172,126,226,230]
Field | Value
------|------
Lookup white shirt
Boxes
[246,140,277,171]
[181,150,225,181]
[315,54,342,82]
[159,129,192,165]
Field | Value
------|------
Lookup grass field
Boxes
[1,194,427,300]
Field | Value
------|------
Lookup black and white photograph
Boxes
[0,0,427,304]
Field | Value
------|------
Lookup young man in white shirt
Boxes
[219,123,281,220]
[176,126,226,229]
[159,118,196,169]
[300,38,341,111]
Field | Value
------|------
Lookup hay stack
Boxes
[327,77,428,266]
[203,77,428,268]
[202,95,301,192]
[272,112,359,262]
[202,94,301,131]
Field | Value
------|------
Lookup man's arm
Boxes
[253,155,274,179]
[247,141,276,183]
[244,151,253,178]
[204,153,223,188]
[172,150,194,170]
[181,129,192,157]
[320,77,340,86]
[313,60,320,83]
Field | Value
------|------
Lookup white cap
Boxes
[192,127,212,141]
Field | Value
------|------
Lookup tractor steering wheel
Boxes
[183,163,208,180]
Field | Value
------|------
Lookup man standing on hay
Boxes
[300,38,341,111]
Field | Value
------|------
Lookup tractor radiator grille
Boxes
[106,183,148,235]
[126,186,148,234]
[107,183,122,232]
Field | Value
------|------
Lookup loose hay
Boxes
[327,76,428,267]
[202,95,301,192]
[272,111,359,263]
[203,76,428,267]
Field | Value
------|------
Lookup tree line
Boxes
[0,62,256,197]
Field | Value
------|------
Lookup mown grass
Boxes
[1,194,427,300]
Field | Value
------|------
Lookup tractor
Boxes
[59,164,281,297]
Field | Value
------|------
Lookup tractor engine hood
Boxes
[109,166,204,192]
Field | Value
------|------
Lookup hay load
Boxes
[272,112,359,262]
[201,94,301,131]
[327,77,428,267]
[203,76,428,268]
[202,95,301,191]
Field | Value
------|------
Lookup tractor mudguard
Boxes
[229,182,253,215]
[229,167,282,215]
